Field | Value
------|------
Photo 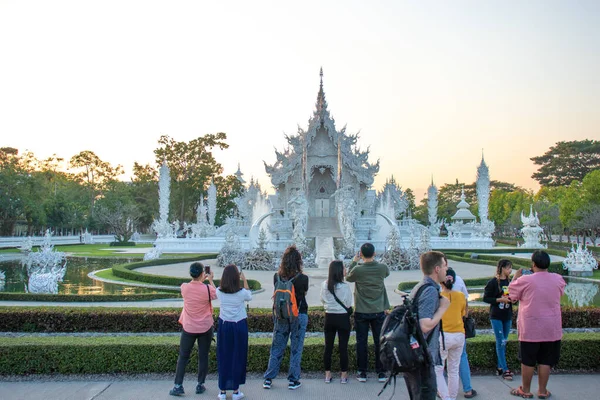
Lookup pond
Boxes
[468,277,600,308]
[0,258,169,295]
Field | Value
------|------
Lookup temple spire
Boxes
[315,67,328,116]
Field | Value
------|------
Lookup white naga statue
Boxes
[562,243,599,277]
[564,282,599,307]
[23,230,67,294]
[520,205,545,248]
[288,191,309,249]
[152,160,175,238]
[334,185,357,255]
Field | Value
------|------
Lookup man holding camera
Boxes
[345,242,390,383]
[508,250,566,399]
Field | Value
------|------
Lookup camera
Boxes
[205,266,211,275]
[521,269,533,275]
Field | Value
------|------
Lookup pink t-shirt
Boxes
[178,281,217,334]
[508,271,566,342]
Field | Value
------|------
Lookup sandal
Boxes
[511,386,534,398]
[538,391,551,399]
[503,370,514,381]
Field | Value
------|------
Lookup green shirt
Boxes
[345,260,390,313]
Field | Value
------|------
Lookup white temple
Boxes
[153,70,497,256]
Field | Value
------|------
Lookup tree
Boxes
[488,188,533,235]
[154,133,229,224]
[0,147,25,235]
[131,162,158,232]
[69,150,123,217]
[213,174,245,226]
[574,204,600,245]
[94,181,139,242]
[531,140,600,186]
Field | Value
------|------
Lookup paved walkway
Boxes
[0,374,598,400]
[0,259,497,308]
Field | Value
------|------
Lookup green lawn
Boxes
[0,248,21,254]
[94,268,181,287]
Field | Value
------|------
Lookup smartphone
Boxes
[205,266,211,275]
[237,265,242,273]
[521,269,533,275]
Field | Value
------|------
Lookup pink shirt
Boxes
[178,281,217,333]
[508,271,566,342]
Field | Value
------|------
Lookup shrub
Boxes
[109,242,136,247]
[111,256,261,291]
[0,333,598,375]
[1,307,598,333]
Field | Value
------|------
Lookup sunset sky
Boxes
[1,0,598,201]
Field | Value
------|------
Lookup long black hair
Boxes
[327,260,345,294]
[219,264,241,293]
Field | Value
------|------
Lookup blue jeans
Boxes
[355,311,385,373]
[491,318,512,372]
[264,313,308,382]
[459,339,473,393]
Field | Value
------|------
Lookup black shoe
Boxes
[464,389,478,398]
[377,373,387,383]
[496,368,503,376]
[263,378,272,389]
[288,380,302,390]
[169,386,185,396]
[196,383,206,394]
[356,372,367,382]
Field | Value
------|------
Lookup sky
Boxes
[1,0,599,201]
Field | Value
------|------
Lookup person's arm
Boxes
[461,294,467,317]
[240,271,249,290]
[345,254,360,282]
[508,275,525,302]
[419,294,450,334]
[343,283,353,308]
[483,279,507,305]
[320,282,327,305]
[207,272,216,289]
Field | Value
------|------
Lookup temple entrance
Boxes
[315,199,330,217]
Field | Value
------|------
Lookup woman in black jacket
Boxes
[483,259,514,380]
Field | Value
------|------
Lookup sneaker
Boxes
[378,373,387,383]
[464,389,478,398]
[263,378,272,389]
[196,383,206,394]
[232,391,245,400]
[356,372,367,382]
[288,380,302,390]
[341,377,349,384]
[496,368,503,376]
[169,385,185,396]
[218,392,227,400]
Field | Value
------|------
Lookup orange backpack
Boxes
[273,274,299,321]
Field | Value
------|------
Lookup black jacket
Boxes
[483,277,513,321]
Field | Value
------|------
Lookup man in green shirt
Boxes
[345,242,390,383]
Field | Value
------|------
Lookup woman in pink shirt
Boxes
[508,250,566,399]
[169,262,217,397]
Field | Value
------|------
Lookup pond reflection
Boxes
[0,258,169,295]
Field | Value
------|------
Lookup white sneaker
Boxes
[218,393,227,400]
[232,391,245,400]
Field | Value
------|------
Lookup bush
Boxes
[0,333,598,375]
[0,293,180,302]
[111,256,261,291]
[109,241,136,247]
[1,307,598,333]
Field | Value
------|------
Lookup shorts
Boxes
[519,340,561,367]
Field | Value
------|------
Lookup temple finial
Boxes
[320,67,323,86]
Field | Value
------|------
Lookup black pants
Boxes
[354,311,385,373]
[174,328,213,385]
[403,363,437,400]
[323,313,351,371]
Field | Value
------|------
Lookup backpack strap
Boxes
[330,285,352,315]
[412,282,444,348]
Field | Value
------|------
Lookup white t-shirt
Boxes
[216,288,252,322]
[320,281,353,314]
[453,275,469,299]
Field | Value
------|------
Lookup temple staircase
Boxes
[306,217,342,268]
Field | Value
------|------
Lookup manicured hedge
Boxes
[1,333,598,375]
[445,253,566,275]
[1,306,598,333]
[110,255,261,291]
[397,277,494,292]
[0,293,180,302]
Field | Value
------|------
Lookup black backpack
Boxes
[378,283,436,398]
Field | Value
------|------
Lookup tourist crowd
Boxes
[169,245,565,400]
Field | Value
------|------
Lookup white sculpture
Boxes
[520,205,546,249]
[19,236,33,253]
[23,230,67,294]
[563,281,598,307]
[476,155,495,237]
[562,244,598,277]
[334,185,357,256]
[0,270,5,292]
[208,179,217,227]
[288,190,309,250]
[143,245,163,261]
[427,179,443,236]
[152,160,175,238]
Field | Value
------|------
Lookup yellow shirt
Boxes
[441,290,466,333]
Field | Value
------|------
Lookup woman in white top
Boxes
[216,264,252,400]
[320,260,353,384]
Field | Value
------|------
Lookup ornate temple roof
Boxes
[264,69,379,187]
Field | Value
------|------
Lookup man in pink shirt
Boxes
[508,250,566,399]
